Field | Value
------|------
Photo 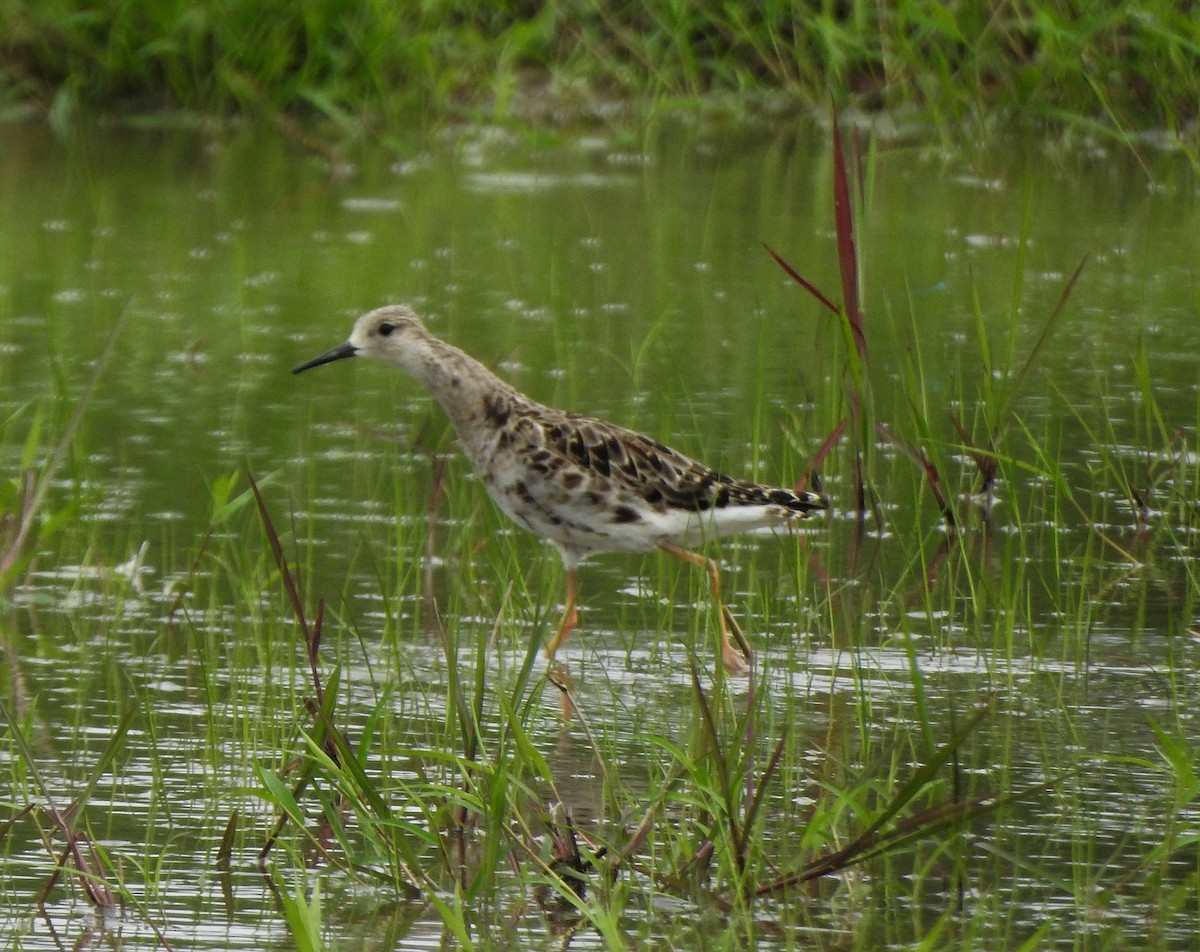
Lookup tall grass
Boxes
[2,0,1197,141]
[244,459,1008,945]
[207,117,1195,949]
[2,119,1199,949]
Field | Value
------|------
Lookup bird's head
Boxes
[292,304,430,374]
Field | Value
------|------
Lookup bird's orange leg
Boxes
[544,567,579,659]
[660,545,752,674]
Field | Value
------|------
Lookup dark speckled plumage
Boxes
[295,304,828,672]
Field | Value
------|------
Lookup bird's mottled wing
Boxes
[532,410,826,516]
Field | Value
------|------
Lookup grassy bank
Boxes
[2,0,1198,136]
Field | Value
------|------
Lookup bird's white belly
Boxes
[482,466,794,558]
[482,470,659,554]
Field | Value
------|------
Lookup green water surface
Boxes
[1,118,1198,949]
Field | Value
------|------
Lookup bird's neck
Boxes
[408,337,523,435]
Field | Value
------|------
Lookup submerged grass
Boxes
[140,120,1186,947]
[2,127,1199,948]
[0,305,127,588]
[2,0,1198,144]
[242,464,1010,945]
[2,341,1196,947]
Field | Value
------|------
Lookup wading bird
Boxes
[294,305,827,672]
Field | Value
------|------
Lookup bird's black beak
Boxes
[292,342,358,374]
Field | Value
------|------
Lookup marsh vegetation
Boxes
[0,88,1198,951]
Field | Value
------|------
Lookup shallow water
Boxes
[1,117,1199,949]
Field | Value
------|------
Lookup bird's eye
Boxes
[378,322,395,337]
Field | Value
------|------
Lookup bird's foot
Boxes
[721,640,750,675]
[547,662,576,719]
[719,606,753,676]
